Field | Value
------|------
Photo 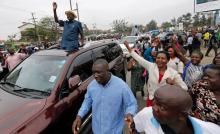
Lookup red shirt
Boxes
[158,73,164,83]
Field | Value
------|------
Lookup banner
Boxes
[195,0,220,12]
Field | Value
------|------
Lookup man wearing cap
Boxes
[53,2,84,53]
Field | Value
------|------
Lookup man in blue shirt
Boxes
[53,2,84,53]
[72,59,137,134]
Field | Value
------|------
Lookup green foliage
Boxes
[192,12,211,27]
[146,20,158,31]
[20,16,59,42]
[161,22,173,30]
[4,41,17,50]
[182,13,192,28]
[111,19,130,34]
[171,18,177,26]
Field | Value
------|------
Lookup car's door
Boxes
[47,50,94,134]
[63,50,94,107]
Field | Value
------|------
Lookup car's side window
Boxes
[92,46,107,61]
[71,51,93,81]
[105,43,123,62]
[92,43,122,62]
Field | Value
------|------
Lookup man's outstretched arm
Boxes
[52,2,59,23]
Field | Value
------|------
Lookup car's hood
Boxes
[0,88,46,133]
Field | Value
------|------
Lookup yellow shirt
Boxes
[204,32,210,40]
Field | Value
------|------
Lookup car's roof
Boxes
[33,39,118,57]
[33,49,68,56]
[122,36,138,38]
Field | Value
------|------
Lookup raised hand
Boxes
[124,41,132,53]
[52,2,57,10]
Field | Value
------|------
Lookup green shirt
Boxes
[218,32,220,41]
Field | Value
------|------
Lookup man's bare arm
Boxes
[53,2,59,23]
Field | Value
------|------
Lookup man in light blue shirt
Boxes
[73,59,137,134]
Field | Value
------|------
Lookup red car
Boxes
[0,40,126,134]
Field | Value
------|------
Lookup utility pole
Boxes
[92,23,96,35]
[69,0,80,21]
[69,0,73,10]
[193,0,196,14]
[31,12,40,44]
[76,2,79,21]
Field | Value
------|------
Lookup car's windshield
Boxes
[121,36,138,44]
[4,55,66,95]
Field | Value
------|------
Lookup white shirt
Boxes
[131,51,187,100]
[134,107,220,134]
[167,57,184,74]
[187,36,193,45]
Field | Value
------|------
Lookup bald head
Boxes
[154,85,192,112]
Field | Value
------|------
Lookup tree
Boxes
[37,16,58,41]
[193,13,200,27]
[20,28,36,41]
[200,14,207,26]
[182,13,192,28]
[177,16,183,24]
[171,18,177,27]
[20,16,59,42]
[111,19,129,34]
[161,22,172,30]
[146,20,157,31]
[8,34,17,41]
[138,25,145,33]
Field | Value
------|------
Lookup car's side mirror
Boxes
[68,75,82,92]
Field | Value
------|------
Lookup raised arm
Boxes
[171,37,189,65]
[124,41,153,71]
[52,2,59,23]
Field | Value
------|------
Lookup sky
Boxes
[0,0,195,40]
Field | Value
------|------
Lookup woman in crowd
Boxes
[124,41,187,107]
[172,38,204,88]
[167,46,184,75]
[189,65,220,125]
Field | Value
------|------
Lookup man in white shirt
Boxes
[130,85,220,134]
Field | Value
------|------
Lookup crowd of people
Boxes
[71,25,220,134]
[0,2,219,133]
[124,26,220,133]
[0,44,41,79]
